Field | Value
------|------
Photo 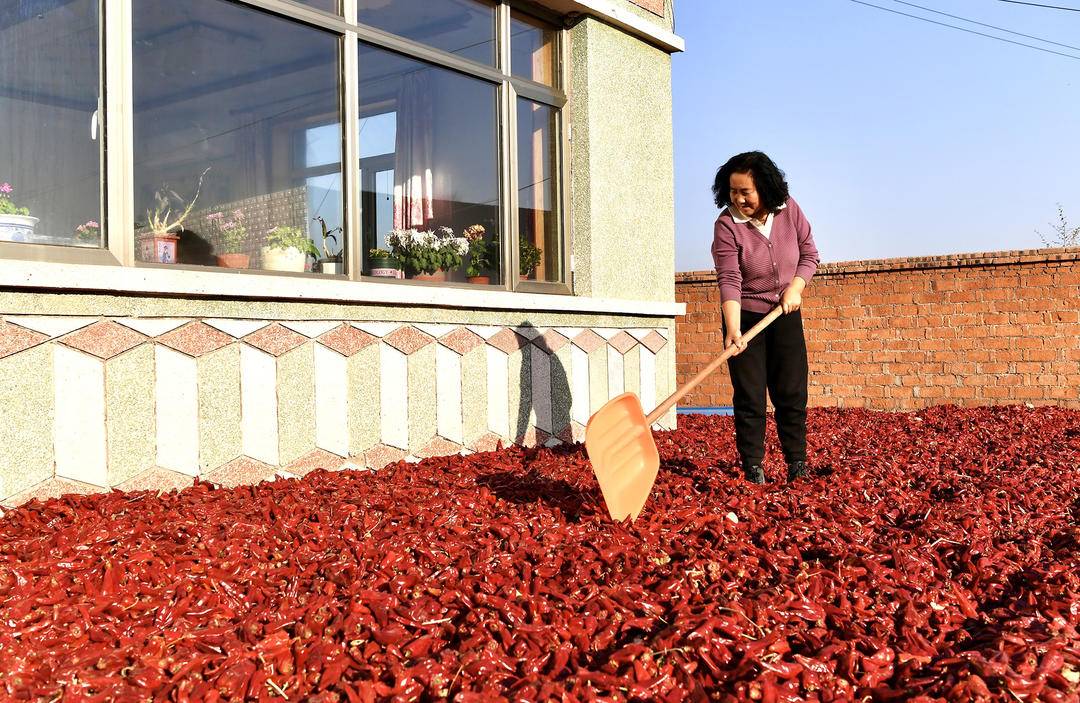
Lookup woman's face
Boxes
[729,171,764,220]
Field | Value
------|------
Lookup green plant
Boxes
[145,167,209,236]
[0,181,30,216]
[368,248,396,261]
[387,226,468,275]
[519,236,542,277]
[1038,204,1080,248]
[266,225,319,258]
[463,224,497,277]
[315,216,343,261]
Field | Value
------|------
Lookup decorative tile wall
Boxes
[0,315,672,506]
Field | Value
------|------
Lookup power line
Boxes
[848,0,1080,60]
[995,0,1080,11]
[892,0,1080,52]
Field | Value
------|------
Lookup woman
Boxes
[711,151,819,484]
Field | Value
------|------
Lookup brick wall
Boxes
[675,246,1080,410]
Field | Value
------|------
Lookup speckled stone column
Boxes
[349,342,381,459]
[381,326,437,455]
[198,345,242,471]
[653,327,675,429]
[315,324,379,460]
[440,329,487,448]
[240,323,315,466]
[485,329,531,445]
[0,324,52,499]
[536,330,573,443]
[53,321,154,487]
[623,343,641,400]
[578,331,609,416]
[640,330,669,428]
[155,321,241,476]
[106,344,157,485]
[275,343,316,466]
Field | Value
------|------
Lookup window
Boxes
[133,0,342,272]
[510,10,556,87]
[293,0,340,14]
[3,0,567,292]
[359,43,500,282]
[358,0,496,67]
[517,98,560,283]
[0,0,102,249]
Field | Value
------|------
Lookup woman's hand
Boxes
[780,285,803,314]
[725,328,747,355]
[722,299,745,355]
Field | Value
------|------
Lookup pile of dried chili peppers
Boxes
[1,404,1078,701]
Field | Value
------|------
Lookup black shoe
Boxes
[787,461,807,482]
[743,464,766,484]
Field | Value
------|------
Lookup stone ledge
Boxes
[3,260,684,319]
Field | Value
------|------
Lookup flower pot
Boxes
[216,253,250,269]
[368,257,401,278]
[138,232,179,264]
[0,214,39,243]
[262,246,307,272]
[410,270,446,282]
[317,259,344,275]
[467,275,491,285]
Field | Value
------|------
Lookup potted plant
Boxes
[138,167,209,264]
[262,225,318,272]
[387,226,468,281]
[367,248,402,278]
[314,216,344,274]
[209,209,250,269]
[519,236,542,281]
[73,220,100,247]
[464,224,496,284]
[0,181,38,243]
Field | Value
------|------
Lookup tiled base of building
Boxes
[0,316,675,506]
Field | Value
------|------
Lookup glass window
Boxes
[517,98,560,283]
[510,11,556,87]
[359,43,501,284]
[133,0,342,273]
[292,0,339,13]
[0,0,101,248]
[357,0,495,66]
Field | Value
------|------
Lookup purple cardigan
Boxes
[712,196,820,314]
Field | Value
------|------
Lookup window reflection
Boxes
[359,43,501,283]
[0,0,101,248]
[133,0,342,273]
[517,98,559,282]
[358,0,495,66]
[510,11,556,87]
[291,0,339,13]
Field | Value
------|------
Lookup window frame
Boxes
[0,0,571,294]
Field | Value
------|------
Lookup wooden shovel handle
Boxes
[645,306,784,425]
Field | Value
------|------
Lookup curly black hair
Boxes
[711,151,790,211]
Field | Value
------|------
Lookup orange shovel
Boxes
[584,306,783,522]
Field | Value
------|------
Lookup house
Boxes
[0,0,684,504]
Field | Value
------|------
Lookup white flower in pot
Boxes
[0,181,38,243]
[263,225,319,272]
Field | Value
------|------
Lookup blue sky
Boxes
[672,0,1080,271]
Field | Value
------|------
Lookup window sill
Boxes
[1,259,684,318]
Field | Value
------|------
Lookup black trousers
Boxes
[726,309,808,468]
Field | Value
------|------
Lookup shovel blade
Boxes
[584,392,660,522]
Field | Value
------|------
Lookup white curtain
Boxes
[392,70,434,229]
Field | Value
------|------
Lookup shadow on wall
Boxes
[514,321,572,446]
